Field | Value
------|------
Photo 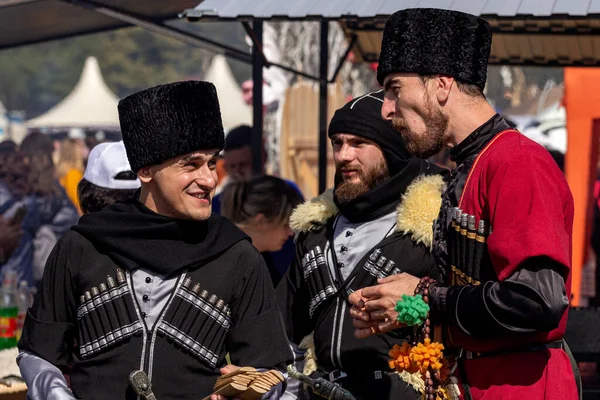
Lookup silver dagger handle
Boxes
[129,370,158,400]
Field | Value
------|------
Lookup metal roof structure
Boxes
[0,0,328,184]
[182,0,600,20]
[0,0,199,50]
[182,0,600,66]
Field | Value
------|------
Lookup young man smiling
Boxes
[18,81,291,400]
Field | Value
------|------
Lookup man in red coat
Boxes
[348,8,580,400]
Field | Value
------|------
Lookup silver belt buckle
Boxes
[328,370,347,383]
[458,347,473,360]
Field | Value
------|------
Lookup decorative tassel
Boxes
[395,294,430,326]
[388,277,454,400]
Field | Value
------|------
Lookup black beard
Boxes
[334,160,389,204]
[391,100,448,158]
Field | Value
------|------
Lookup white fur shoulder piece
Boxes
[290,188,338,234]
[290,174,444,248]
[396,174,444,249]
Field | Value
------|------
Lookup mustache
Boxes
[391,117,408,132]
[336,163,362,172]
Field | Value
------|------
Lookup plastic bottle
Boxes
[0,271,18,349]
[16,280,29,341]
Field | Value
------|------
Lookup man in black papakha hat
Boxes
[17,81,291,400]
[277,89,446,399]
[348,8,579,400]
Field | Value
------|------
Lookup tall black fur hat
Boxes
[118,81,225,172]
[377,8,492,90]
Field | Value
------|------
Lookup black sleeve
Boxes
[430,256,568,337]
[18,234,78,369]
[275,235,313,344]
[226,247,293,370]
[421,244,442,282]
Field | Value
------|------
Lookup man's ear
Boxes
[254,213,268,224]
[138,166,153,184]
[252,213,271,230]
[434,76,454,104]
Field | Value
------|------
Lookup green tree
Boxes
[0,21,250,118]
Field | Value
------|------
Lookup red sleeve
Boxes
[484,146,573,281]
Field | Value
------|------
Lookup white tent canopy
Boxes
[27,56,120,130]
[204,55,251,132]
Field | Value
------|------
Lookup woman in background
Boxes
[56,138,85,213]
[0,133,79,284]
[220,175,303,287]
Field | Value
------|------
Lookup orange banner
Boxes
[564,67,600,306]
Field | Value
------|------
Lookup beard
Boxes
[334,159,389,204]
[391,98,449,159]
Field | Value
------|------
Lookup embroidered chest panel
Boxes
[301,243,402,318]
[445,208,493,286]
[157,277,231,368]
[76,269,143,358]
[433,134,513,286]
[76,269,231,369]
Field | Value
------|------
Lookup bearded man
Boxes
[349,8,579,400]
[276,90,446,400]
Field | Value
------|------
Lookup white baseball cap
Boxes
[83,141,140,190]
[68,127,86,140]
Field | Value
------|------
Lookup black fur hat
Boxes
[118,81,225,172]
[377,8,492,90]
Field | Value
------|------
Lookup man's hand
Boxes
[348,289,379,339]
[348,273,420,338]
[220,365,240,376]
[211,365,241,400]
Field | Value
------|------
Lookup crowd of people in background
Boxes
[0,124,305,291]
[0,132,79,286]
